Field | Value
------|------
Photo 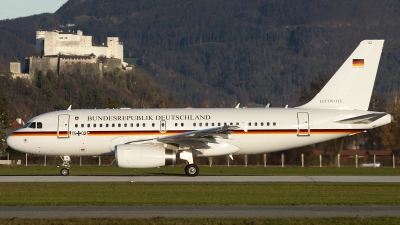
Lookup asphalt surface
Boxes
[1,175,400,182]
[0,206,399,218]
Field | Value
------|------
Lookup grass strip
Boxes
[0,183,399,206]
[1,217,400,225]
[1,165,400,176]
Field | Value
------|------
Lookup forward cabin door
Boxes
[57,114,70,138]
[297,112,310,136]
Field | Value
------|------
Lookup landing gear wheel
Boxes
[60,168,70,176]
[185,164,199,177]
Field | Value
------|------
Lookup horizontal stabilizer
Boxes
[335,113,388,124]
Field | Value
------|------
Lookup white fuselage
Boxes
[7,108,391,157]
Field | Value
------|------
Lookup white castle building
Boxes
[36,30,124,63]
[4,29,128,80]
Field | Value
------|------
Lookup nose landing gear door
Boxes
[58,114,70,138]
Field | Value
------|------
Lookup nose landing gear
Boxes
[60,156,71,176]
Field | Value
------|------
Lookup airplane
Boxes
[7,40,391,176]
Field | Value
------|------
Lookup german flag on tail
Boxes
[353,59,364,67]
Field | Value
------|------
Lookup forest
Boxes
[1,0,400,106]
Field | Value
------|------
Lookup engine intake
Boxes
[115,144,176,168]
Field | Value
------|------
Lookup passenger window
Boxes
[118,124,121,127]
[230,122,233,125]
[75,124,78,128]
[152,123,155,127]
[261,122,264,126]
[205,123,208,126]
[236,122,239,125]
[106,124,109,128]
[175,123,178,127]
[248,122,251,126]
[81,124,84,128]
[273,122,276,126]
[124,123,127,127]
[193,123,196,127]
[255,122,258,126]
[112,124,115,127]
[87,124,90,128]
[181,123,184,127]
[93,124,97,128]
[37,122,42,129]
[212,123,215,126]
[130,123,133,127]
[218,123,221,126]
[100,124,103,128]
[142,123,146,127]
[267,122,270,126]
[136,123,139,127]
[199,123,202,127]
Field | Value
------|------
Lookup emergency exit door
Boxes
[297,112,310,136]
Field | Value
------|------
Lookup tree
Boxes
[0,91,11,157]
[380,91,400,150]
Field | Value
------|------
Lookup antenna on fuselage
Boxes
[235,103,240,108]
[67,105,72,110]
[266,103,270,108]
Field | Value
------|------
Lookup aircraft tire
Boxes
[185,164,199,177]
[60,168,70,176]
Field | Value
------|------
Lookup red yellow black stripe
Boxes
[10,129,363,137]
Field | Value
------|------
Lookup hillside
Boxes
[1,0,400,106]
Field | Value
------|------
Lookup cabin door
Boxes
[57,114,70,138]
[297,112,310,136]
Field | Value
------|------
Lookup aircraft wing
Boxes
[334,113,388,124]
[125,125,239,145]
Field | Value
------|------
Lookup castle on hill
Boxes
[8,29,129,80]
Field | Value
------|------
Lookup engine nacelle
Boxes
[115,144,176,168]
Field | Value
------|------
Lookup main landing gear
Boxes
[180,150,199,177]
[60,156,71,176]
[185,164,199,177]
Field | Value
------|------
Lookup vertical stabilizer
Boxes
[297,40,384,110]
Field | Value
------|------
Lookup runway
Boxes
[0,206,399,218]
[1,175,400,182]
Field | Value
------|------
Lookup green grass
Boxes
[1,165,400,176]
[0,183,399,206]
[1,217,399,225]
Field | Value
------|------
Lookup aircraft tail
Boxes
[297,40,384,110]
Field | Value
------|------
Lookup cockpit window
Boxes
[23,122,31,128]
[28,122,36,128]
[37,122,42,129]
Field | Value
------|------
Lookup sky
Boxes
[0,0,68,20]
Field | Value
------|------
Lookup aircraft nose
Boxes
[6,134,21,152]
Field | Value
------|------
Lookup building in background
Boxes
[6,29,128,79]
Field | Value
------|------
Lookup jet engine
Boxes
[115,144,176,168]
